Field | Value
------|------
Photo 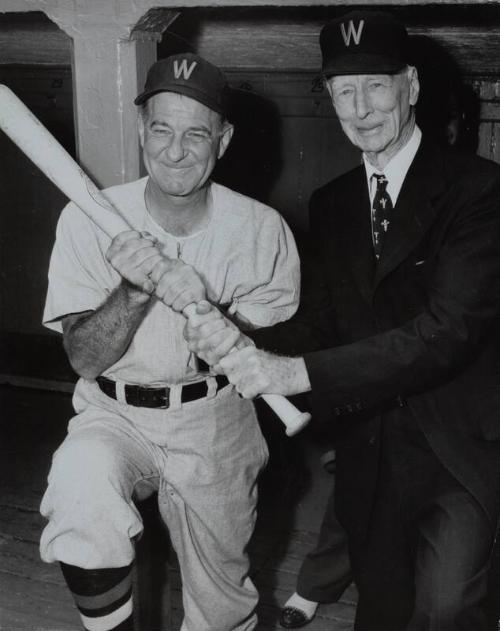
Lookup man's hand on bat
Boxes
[183,301,253,370]
[106,230,163,294]
[218,347,311,399]
[149,257,206,313]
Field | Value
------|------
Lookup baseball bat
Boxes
[0,84,311,437]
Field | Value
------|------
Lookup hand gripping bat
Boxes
[0,84,311,436]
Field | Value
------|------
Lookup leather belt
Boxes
[96,375,229,409]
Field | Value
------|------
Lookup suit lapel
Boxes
[337,167,376,304]
[373,138,446,290]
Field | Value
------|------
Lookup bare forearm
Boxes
[63,281,152,379]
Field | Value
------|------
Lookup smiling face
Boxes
[326,67,419,169]
[138,91,233,200]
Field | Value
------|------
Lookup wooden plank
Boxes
[1,0,497,14]
[0,536,63,585]
[0,23,70,66]
[481,102,500,121]
[167,10,500,75]
[0,487,43,512]
[0,571,78,630]
[0,505,46,543]
[3,6,500,76]
[478,121,495,160]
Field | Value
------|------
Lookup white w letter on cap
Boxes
[173,59,198,80]
[340,19,365,46]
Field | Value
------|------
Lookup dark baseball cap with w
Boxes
[134,52,230,117]
[320,11,410,77]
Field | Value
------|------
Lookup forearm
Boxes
[63,281,152,379]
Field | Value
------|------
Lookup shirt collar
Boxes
[364,125,422,206]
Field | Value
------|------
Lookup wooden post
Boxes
[40,4,179,188]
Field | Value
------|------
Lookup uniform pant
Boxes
[349,412,495,631]
[40,378,269,631]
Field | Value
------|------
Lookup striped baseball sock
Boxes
[60,562,134,631]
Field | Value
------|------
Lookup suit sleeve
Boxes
[249,200,338,355]
[304,165,500,412]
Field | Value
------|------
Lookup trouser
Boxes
[296,482,353,603]
[349,412,495,631]
[40,378,269,631]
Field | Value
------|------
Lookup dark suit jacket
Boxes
[255,136,500,542]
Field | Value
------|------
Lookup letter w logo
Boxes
[340,19,364,46]
[173,59,197,80]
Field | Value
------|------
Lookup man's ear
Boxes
[217,122,234,159]
[408,66,420,107]
[325,79,334,100]
[137,113,145,148]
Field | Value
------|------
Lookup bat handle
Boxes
[182,302,311,437]
[261,394,311,436]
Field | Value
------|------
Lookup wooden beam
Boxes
[0,0,498,10]
[0,16,70,65]
[3,7,500,77]
[166,14,500,76]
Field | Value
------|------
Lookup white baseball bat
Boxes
[0,84,311,437]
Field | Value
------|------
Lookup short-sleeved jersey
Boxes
[44,178,300,385]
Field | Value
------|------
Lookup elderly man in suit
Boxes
[185,10,500,631]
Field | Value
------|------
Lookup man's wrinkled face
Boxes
[326,67,419,163]
[138,92,233,198]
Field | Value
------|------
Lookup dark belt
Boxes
[96,375,229,409]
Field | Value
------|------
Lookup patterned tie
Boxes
[371,173,393,259]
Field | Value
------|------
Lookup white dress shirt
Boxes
[364,125,422,207]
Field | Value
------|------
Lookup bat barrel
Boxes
[0,84,127,237]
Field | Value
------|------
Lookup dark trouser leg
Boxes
[350,457,414,631]
[486,533,500,629]
[350,417,496,631]
[297,483,353,603]
[409,482,493,631]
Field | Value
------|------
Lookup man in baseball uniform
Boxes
[40,53,300,631]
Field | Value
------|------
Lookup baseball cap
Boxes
[320,11,410,77]
[134,53,230,117]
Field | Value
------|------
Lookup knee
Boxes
[55,435,121,476]
[46,436,125,503]
[40,436,143,566]
[416,591,463,623]
[415,574,488,627]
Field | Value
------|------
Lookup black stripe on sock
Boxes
[60,562,132,596]
[78,587,132,618]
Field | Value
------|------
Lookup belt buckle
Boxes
[136,386,170,409]
[156,387,170,409]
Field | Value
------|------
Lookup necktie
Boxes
[371,173,393,259]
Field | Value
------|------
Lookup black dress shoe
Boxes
[279,606,315,628]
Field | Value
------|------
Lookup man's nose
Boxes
[355,88,372,119]
[165,133,186,162]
